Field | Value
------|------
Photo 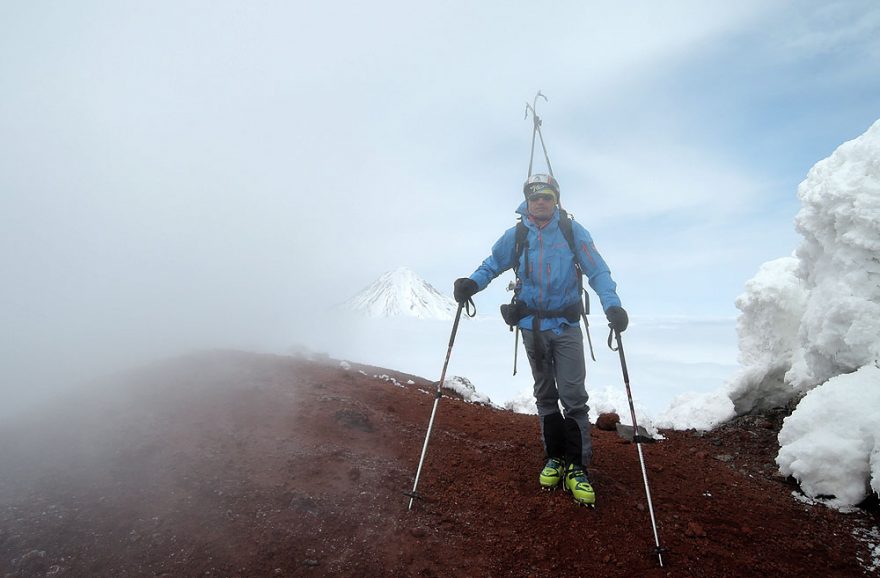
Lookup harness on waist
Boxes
[501,300,582,326]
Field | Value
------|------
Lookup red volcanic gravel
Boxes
[0,351,877,577]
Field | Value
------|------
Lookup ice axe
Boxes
[524,90,553,179]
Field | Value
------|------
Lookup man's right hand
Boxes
[453,278,478,304]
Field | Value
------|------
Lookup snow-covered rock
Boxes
[787,120,880,388]
[724,119,880,414]
[711,118,880,509]
[503,389,537,414]
[443,376,492,405]
[340,267,458,320]
[776,363,880,508]
[726,257,808,414]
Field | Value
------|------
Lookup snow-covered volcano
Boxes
[341,267,458,319]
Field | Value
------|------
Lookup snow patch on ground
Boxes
[443,376,492,405]
[655,389,735,431]
[374,374,404,387]
[853,525,880,573]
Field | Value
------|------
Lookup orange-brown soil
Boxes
[1,351,876,577]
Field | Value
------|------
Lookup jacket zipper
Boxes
[547,263,551,300]
[537,231,544,305]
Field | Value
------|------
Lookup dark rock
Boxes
[685,521,706,538]
[334,409,374,432]
[596,413,620,431]
[14,549,48,576]
[615,423,655,442]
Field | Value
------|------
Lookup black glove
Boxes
[606,306,629,333]
[453,278,478,304]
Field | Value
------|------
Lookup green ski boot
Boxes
[539,457,565,490]
[564,463,596,506]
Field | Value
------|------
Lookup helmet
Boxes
[523,173,560,200]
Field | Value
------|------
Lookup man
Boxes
[453,173,628,506]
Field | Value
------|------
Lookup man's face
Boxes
[527,192,556,222]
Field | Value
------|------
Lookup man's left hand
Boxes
[606,306,629,333]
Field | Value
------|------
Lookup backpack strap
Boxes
[559,209,597,361]
[557,209,584,288]
[513,219,529,280]
[557,209,579,271]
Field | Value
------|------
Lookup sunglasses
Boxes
[528,193,556,203]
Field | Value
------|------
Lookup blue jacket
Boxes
[469,202,621,333]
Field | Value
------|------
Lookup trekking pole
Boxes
[406,298,475,510]
[513,327,520,376]
[608,328,667,567]
[581,290,596,362]
[506,279,520,376]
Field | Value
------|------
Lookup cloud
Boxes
[773,1,880,59]
[554,138,769,222]
[1,1,878,416]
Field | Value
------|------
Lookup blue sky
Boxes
[2,1,879,410]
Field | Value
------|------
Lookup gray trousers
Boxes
[522,324,592,468]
